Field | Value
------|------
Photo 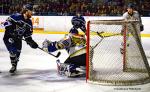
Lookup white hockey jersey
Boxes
[123,11,142,38]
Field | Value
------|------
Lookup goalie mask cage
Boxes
[86,20,150,86]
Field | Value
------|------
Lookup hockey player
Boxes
[71,12,86,34]
[42,28,86,77]
[120,3,144,54]
[3,4,38,73]
[123,3,143,32]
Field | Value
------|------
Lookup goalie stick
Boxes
[22,39,61,58]
[89,31,122,74]
[91,31,121,49]
[38,47,61,58]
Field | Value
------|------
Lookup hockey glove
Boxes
[140,25,144,32]
[25,37,38,49]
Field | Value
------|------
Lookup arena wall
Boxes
[0,16,150,36]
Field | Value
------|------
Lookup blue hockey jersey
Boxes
[4,13,33,39]
[71,15,86,33]
[71,15,85,27]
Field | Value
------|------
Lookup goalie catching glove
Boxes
[42,39,63,52]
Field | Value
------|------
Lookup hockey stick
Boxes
[89,31,122,65]
[92,32,104,49]
[22,39,61,58]
[91,31,121,49]
[38,47,61,58]
[96,31,121,38]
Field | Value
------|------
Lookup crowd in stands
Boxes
[0,0,150,16]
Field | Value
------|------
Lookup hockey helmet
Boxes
[23,4,33,11]
[127,3,134,9]
[76,11,81,17]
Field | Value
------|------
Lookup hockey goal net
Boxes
[86,20,150,85]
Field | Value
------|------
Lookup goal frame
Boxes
[86,20,150,85]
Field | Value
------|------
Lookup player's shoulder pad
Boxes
[123,12,128,16]
[78,16,85,22]
[71,16,77,21]
[123,12,130,19]
[80,16,85,20]
[10,13,22,21]
[72,16,85,23]
[72,16,77,19]
[133,11,139,14]
[73,15,84,19]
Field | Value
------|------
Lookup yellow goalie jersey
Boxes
[42,32,86,56]
[58,33,86,55]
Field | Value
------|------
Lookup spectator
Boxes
[0,0,150,16]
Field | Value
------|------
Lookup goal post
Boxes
[86,20,150,85]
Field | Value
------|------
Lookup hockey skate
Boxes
[9,65,19,76]
[9,60,18,74]
[67,66,86,77]
[9,65,17,74]
[64,64,80,77]
[56,59,67,75]
[56,60,84,77]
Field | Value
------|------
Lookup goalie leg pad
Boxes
[56,59,84,77]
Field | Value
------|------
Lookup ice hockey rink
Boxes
[0,32,150,92]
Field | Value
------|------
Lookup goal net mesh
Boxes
[86,20,150,85]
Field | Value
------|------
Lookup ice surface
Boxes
[0,33,150,92]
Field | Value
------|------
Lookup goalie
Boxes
[42,28,86,77]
